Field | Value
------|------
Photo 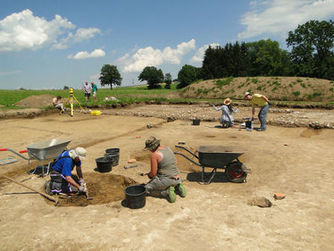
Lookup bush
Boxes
[251,78,258,84]
[292,91,300,96]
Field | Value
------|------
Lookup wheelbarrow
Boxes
[174,145,249,184]
[0,138,71,176]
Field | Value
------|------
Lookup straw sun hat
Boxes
[223,98,232,105]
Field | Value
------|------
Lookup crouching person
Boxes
[45,147,87,195]
[144,136,186,203]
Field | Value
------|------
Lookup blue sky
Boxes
[0,0,334,89]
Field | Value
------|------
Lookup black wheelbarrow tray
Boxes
[175,145,249,184]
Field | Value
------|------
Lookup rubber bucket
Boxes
[124,184,146,209]
[105,148,120,166]
[245,121,252,129]
[192,119,201,125]
[96,157,113,172]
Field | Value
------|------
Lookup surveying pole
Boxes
[68,88,86,117]
[69,88,74,117]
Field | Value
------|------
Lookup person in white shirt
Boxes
[52,96,65,113]
[213,98,238,128]
[82,81,92,101]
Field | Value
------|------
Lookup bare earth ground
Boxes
[0,105,334,250]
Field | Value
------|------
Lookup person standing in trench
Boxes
[244,92,270,131]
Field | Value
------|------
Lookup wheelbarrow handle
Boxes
[174,152,202,167]
[175,145,199,159]
[0,148,30,160]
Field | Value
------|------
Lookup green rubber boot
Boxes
[167,186,176,203]
[176,183,186,198]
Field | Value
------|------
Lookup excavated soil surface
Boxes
[0,106,334,250]
[51,173,136,207]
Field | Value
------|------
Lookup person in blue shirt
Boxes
[45,147,87,195]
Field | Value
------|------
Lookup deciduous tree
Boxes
[177,65,198,89]
[286,20,334,79]
[99,64,122,89]
[138,66,164,89]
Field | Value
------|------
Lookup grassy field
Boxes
[1,79,334,110]
[0,84,207,110]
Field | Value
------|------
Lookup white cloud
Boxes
[68,49,105,60]
[53,27,101,49]
[119,39,196,72]
[191,43,221,63]
[0,9,101,51]
[0,9,74,51]
[238,0,334,39]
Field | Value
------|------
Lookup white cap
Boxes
[244,92,251,97]
[69,147,87,160]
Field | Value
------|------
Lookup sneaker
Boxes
[45,180,52,195]
[167,186,176,203]
[175,183,186,198]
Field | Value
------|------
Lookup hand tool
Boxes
[2,175,58,205]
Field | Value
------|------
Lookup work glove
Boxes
[79,184,88,193]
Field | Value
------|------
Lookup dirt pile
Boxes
[50,173,137,207]
[15,94,54,108]
[180,76,334,102]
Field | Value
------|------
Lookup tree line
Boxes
[99,19,334,89]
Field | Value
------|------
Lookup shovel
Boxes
[2,175,58,205]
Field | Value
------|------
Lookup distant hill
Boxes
[179,77,334,102]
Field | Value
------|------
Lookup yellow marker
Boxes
[69,88,74,117]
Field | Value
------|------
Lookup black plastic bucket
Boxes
[124,184,146,209]
[96,157,113,172]
[245,121,252,129]
[192,119,201,125]
[105,148,120,166]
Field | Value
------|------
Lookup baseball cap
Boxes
[244,92,251,97]
[75,147,87,160]
[69,147,87,160]
[144,136,160,151]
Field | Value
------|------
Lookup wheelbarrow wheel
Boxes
[225,161,247,183]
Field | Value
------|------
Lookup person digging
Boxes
[244,92,270,131]
[45,147,88,196]
[143,136,186,203]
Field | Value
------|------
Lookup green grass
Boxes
[0,83,180,108]
[292,91,301,97]
[215,77,233,88]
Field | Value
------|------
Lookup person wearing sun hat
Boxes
[213,97,238,128]
[143,136,186,203]
[45,147,88,195]
[244,92,270,131]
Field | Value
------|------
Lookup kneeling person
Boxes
[45,147,87,195]
[144,136,186,203]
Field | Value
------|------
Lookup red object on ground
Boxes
[274,193,286,200]
[128,159,136,163]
